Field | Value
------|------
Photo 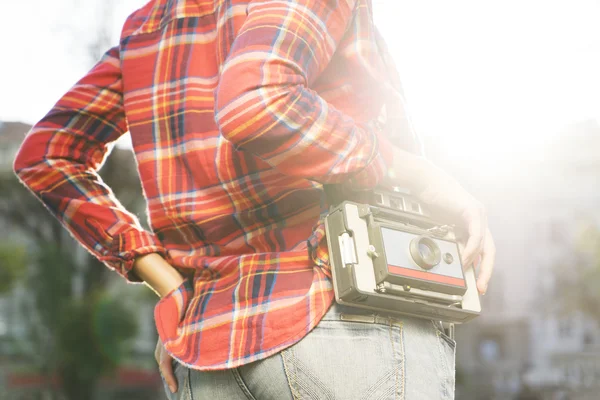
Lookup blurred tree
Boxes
[515,385,544,400]
[57,294,138,400]
[0,2,157,398]
[87,0,116,63]
[0,242,26,294]
[64,0,120,65]
[0,147,150,400]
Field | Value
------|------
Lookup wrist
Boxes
[153,272,186,298]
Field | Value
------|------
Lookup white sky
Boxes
[1,0,599,165]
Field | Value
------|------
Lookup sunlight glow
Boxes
[373,0,600,168]
[1,0,598,173]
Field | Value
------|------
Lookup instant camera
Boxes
[324,187,481,324]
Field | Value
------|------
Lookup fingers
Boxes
[458,204,494,296]
[476,228,496,295]
[154,339,162,364]
[460,205,486,268]
[157,344,178,393]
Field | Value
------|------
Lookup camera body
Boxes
[324,189,481,324]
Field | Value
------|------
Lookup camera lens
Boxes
[418,242,434,260]
[410,236,441,270]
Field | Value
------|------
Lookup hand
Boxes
[138,254,185,394]
[155,340,178,393]
[387,147,496,295]
[132,253,185,298]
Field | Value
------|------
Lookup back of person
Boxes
[119,0,397,265]
[15,0,496,398]
[115,0,403,370]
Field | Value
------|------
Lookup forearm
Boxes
[216,84,392,188]
[215,0,392,189]
[133,253,185,297]
[387,146,449,194]
[14,146,166,280]
[13,46,166,281]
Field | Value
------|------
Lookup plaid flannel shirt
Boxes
[14,0,417,370]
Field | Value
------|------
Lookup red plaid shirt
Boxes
[14,0,417,370]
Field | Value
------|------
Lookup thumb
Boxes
[159,346,178,393]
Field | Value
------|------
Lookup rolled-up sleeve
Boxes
[215,0,393,189]
[13,46,166,282]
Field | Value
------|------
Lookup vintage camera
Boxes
[324,188,481,324]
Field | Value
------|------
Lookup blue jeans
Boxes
[161,303,456,399]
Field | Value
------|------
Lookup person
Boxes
[14,0,495,398]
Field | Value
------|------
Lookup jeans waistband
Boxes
[322,302,410,325]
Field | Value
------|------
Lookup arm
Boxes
[214,0,393,189]
[13,46,167,283]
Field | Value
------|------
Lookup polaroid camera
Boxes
[324,187,481,324]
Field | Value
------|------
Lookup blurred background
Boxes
[1,0,599,399]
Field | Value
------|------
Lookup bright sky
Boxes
[1,0,599,165]
[375,0,600,164]
[0,0,147,123]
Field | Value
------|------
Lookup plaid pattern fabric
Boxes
[14,0,413,370]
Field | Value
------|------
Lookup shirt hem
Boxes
[160,290,335,371]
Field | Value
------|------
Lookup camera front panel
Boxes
[370,222,467,296]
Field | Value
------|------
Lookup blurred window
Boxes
[479,338,501,363]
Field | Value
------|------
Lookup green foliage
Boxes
[56,294,138,400]
[0,242,26,294]
[31,245,76,329]
[91,294,139,366]
[0,147,152,400]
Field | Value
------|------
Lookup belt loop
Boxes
[446,323,455,341]
[340,313,376,324]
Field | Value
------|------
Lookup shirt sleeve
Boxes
[13,46,166,282]
[214,0,393,189]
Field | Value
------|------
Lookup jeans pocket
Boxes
[280,318,405,400]
[160,371,174,400]
[435,325,457,352]
[433,325,456,400]
[154,279,193,345]
[160,361,191,400]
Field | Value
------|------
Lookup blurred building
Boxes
[448,119,600,400]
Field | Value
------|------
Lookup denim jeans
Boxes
[161,303,456,399]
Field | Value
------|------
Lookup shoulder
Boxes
[120,0,218,39]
